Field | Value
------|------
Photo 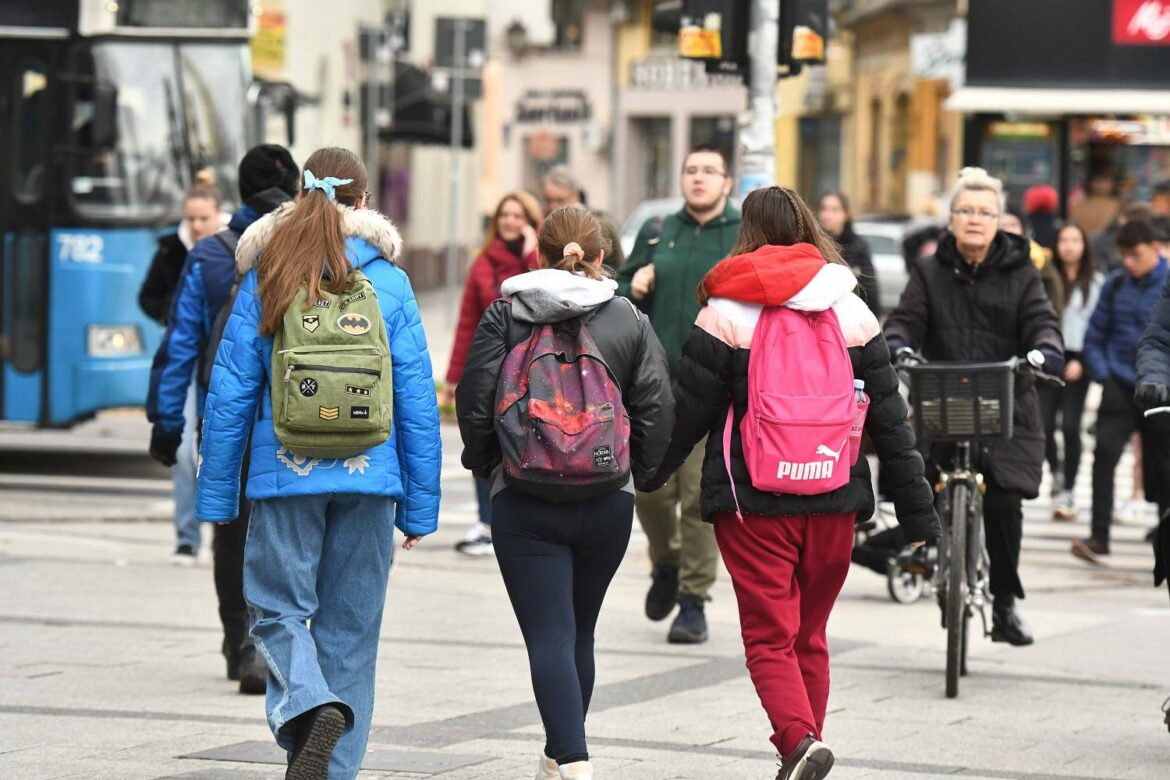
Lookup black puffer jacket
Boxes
[1138,275,1170,391]
[646,244,939,544]
[883,231,1064,497]
[836,224,881,317]
[138,233,189,325]
[457,270,674,489]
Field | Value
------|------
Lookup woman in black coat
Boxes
[884,167,1063,647]
[818,190,881,316]
[138,186,222,324]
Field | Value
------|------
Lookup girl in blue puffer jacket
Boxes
[196,147,441,780]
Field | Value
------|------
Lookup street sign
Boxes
[434,17,486,99]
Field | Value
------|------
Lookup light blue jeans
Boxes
[244,493,396,779]
[173,385,201,550]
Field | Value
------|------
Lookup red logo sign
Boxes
[1114,0,1170,44]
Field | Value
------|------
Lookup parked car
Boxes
[619,198,683,258]
[852,220,911,313]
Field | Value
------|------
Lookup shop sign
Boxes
[251,9,287,75]
[911,19,966,88]
[1113,0,1170,45]
[629,56,742,91]
[1090,116,1170,144]
[989,122,1052,140]
[515,90,592,124]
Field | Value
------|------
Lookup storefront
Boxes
[613,54,745,220]
[949,0,1170,214]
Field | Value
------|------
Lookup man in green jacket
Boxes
[617,143,741,644]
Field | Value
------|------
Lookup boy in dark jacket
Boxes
[616,144,740,644]
[145,144,299,695]
[1074,219,1170,564]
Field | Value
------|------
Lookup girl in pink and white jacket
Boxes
[644,186,938,780]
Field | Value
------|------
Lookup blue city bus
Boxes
[0,0,253,425]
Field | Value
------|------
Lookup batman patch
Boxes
[338,312,372,335]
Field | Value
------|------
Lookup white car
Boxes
[852,221,910,314]
[619,198,685,258]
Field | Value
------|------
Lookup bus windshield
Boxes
[68,41,248,223]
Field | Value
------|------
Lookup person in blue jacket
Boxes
[1074,218,1170,564]
[146,144,299,695]
[196,146,441,780]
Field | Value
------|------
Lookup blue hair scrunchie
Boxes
[303,169,354,202]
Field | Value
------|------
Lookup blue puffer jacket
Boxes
[1084,257,1169,388]
[146,188,293,432]
[195,202,442,536]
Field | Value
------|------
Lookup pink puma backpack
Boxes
[723,306,863,514]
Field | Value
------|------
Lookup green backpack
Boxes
[271,270,392,458]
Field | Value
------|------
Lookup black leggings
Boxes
[1039,357,1092,491]
[492,488,635,765]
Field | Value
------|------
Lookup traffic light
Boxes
[779,0,829,76]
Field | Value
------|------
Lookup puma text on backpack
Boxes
[724,306,859,511]
[494,307,631,502]
[271,270,392,458]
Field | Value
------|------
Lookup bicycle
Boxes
[897,354,1062,698]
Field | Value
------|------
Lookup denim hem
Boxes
[270,692,354,750]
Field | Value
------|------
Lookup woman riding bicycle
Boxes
[883,168,1064,647]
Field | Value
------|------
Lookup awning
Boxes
[945,87,1170,116]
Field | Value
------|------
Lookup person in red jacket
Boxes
[447,190,543,555]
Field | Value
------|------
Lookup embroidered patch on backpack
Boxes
[299,378,318,397]
[593,446,614,469]
[340,290,367,309]
[302,315,320,333]
[319,406,339,421]
[350,406,370,419]
[338,313,372,335]
[345,385,371,397]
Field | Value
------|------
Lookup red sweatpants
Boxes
[714,511,855,756]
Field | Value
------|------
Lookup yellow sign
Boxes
[791,26,825,62]
[251,10,286,75]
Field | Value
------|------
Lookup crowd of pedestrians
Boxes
[139,135,1170,779]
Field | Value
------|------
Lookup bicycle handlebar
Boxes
[894,353,1066,387]
[1145,406,1170,418]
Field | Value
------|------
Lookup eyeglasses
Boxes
[683,166,728,178]
[951,207,999,221]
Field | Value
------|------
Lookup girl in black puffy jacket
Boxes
[645,187,937,780]
[456,206,673,780]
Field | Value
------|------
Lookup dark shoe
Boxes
[170,544,197,567]
[1070,537,1110,564]
[286,705,346,780]
[991,599,1034,646]
[776,734,835,780]
[667,595,708,644]
[644,562,679,622]
[237,644,268,695]
[1162,696,1170,734]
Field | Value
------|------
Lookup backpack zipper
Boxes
[284,363,381,380]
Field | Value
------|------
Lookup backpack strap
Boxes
[214,230,240,258]
[723,405,744,523]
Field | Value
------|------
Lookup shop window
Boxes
[551,0,586,49]
[12,64,48,203]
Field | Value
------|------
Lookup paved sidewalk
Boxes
[3,421,1169,779]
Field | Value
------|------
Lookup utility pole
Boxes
[362,26,383,209]
[445,18,467,326]
[738,0,780,195]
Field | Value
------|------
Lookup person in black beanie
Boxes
[146,145,300,695]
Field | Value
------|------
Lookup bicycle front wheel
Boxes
[945,483,970,699]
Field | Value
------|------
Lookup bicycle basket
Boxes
[905,361,1015,443]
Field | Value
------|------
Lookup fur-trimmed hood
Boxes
[235,200,403,274]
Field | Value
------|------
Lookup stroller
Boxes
[853,498,937,604]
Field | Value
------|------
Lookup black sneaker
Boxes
[776,734,834,780]
[286,704,346,780]
[171,544,197,567]
[667,594,708,644]
[237,644,268,695]
[645,562,679,621]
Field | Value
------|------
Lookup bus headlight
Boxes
[87,325,143,357]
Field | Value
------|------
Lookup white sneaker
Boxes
[533,753,559,780]
[455,522,493,556]
[1115,498,1151,525]
[1052,490,1076,521]
[558,761,593,780]
[170,545,197,567]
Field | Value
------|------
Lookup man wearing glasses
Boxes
[617,143,741,644]
[884,167,1063,647]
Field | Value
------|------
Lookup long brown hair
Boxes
[1055,223,1095,303]
[480,191,543,257]
[700,187,845,304]
[257,147,367,335]
[538,206,610,280]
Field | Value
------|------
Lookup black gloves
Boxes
[149,426,183,467]
[1135,382,1170,411]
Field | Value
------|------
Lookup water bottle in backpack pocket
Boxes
[849,379,870,467]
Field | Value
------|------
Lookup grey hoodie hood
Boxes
[501,269,618,323]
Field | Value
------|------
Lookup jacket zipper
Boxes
[284,363,381,381]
